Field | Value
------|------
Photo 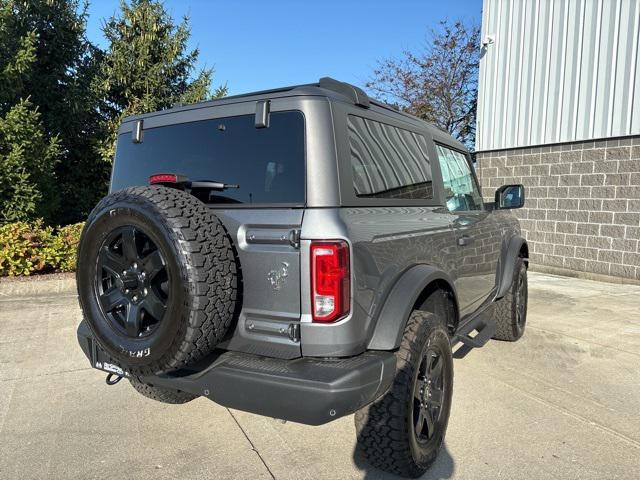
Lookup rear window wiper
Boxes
[149,173,239,190]
[190,180,240,190]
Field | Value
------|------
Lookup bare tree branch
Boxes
[366,20,480,150]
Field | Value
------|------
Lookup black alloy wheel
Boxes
[515,270,528,332]
[412,346,447,443]
[96,225,170,338]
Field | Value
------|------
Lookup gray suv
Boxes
[76,78,528,478]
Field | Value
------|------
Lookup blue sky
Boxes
[86,0,482,95]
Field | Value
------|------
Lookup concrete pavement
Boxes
[1,272,639,479]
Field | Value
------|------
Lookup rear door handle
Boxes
[457,235,474,247]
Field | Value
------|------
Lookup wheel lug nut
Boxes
[122,270,127,275]
[125,289,129,294]
[143,288,148,296]
[132,262,138,269]
[132,295,138,302]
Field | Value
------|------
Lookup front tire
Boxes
[355,310,453,478]
[492,257,528,341]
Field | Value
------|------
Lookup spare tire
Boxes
[77,186,238,375]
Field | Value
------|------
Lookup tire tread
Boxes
[129,379,196,404]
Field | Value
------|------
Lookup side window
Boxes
[436,145,483,212]
[347,115,433,200]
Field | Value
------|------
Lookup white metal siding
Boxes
[477,0,640,151]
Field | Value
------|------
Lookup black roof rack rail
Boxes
[203,83,315,103]
[211,77,372,108]
[161,78,373,112]
[369,98,426,123]
[370,99,401,112]
[318,77,370,108]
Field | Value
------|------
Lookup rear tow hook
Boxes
[105,373,123,385]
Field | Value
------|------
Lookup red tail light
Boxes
[311,241,350,323]
[149,173,178,184]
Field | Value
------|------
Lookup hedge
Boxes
[0,220,84,276]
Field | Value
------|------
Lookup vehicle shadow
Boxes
[353,443,455,480]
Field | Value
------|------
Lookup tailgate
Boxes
[214,209,303,359]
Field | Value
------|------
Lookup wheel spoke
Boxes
[414,378,425,401]
[125,302,142,336]
[429,388,443,407]
[424,408,435,439]
[121,228,138,262]
[100,287,126,312]
[141,290,166,321]
[516,278,527,326]
[99,247,127,276]
[141,250,165,280]
[428,353,443,378]
[415,409,426,436]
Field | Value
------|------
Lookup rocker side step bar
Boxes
[450,310,496,359]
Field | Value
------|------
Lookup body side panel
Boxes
[299,207,458,357]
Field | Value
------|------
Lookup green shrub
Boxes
[0,220,84,276]
[48,222,84,272]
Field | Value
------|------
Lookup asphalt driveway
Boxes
[1,272,639,479]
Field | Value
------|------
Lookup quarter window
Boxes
[436,145,483,211]
[347,115,433,200]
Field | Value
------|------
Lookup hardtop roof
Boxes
[121,77,464,151]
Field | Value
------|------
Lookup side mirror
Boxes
[495,184,525,209]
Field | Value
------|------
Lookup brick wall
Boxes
[476,135,640,282]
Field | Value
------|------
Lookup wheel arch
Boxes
[495,235,529,300]
[367,265,460,351]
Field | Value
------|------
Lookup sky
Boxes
[86,0,482,96]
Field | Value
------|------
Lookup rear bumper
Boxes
[77,321,396,425]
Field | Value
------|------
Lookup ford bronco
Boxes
[76,78,528,478]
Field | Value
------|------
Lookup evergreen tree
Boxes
[0,100,60,223]
[0,0,106,224]
[0,1,61,223]
[97,0,227,161]
[0,0,226,225]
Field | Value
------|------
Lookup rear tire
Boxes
[355,310,453,478]
[492,257,528,341]
[129,379,196,404]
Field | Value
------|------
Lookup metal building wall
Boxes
[477,0,640,152]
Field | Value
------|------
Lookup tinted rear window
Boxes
[111,111,305,205]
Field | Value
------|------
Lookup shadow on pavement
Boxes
[353,443,454,480]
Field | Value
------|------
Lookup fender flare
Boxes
[367,264,459,351]
[495,235,528,300]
